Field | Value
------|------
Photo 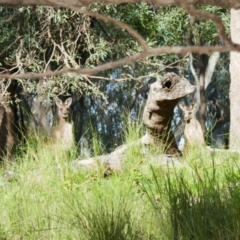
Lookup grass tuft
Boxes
[1,123,240,239]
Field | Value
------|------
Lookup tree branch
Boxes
[205,52,220,89]
[82,7,149,51]
[0,44,238,80]
[0,0,239,9]
[0,0,238,80]
[181,4,232,46]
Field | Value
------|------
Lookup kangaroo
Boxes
[0,105,16,161]
[179,102,205,147]
[50,97,74,149]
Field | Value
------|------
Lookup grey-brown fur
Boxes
[142,72,196,155]
[0,105,16,161]
[50,97,74,149]
[179,102,205,146]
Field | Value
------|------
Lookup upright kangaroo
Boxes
[50,97,74,149]
[179,102,205,147]
[0,105,16,161]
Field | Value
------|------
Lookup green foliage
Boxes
[0,6,100,97]
[155,7,189,46]
[0,9,233,237]
[0,4,230,99]
[67,185,141,240]
[0,123,240,239]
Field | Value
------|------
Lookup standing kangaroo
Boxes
[179,102,205,147]
[0,105,16,161]
[50,97,74,149]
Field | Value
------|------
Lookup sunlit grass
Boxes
[143,149,240,239]
[0,122,240,239]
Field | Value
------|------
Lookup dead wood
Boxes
[141,73,196,155]
[73,73,195,171]
[72,146,181,171]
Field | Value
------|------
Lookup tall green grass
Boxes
[1,122,240,239]
[143,151,240,239]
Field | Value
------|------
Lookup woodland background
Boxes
[0,4,233,154]
[0,2,240,239]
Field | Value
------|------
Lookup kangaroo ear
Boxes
[190,102,196,110]
[55,98,63,107]
[179,103,186,111]
[65,97,72,107]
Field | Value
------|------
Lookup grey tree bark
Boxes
[74,73,195,170]
[230,9,240,150]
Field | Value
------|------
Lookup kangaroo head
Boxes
[55,97,72,120]
[179,102,196,123]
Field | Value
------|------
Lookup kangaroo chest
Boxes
[60,122,73,141]
[184,120,204,143]
[53,121,73,145]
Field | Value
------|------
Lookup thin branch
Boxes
[0,36,21,57]
[0,2,239,80]
[189,52,199,85]
[0,2,237,80]
[159,54,189,72]
[205,52,220,89]
[44,27,56,72]
[80,8,149,51]
[94,18,113,42]
[181,4,232,46]
[44,43,56,73]
[0,44,239,80]
[0,0,240,10]
[46,2,150,51]
[48,26,79,69]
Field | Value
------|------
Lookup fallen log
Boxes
[73,72,195,170]
[141,72,195,155]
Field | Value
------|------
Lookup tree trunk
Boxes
[229,9,240,150]
[198,54,208,135]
